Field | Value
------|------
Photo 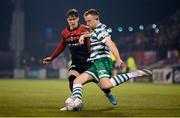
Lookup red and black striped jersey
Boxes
[51,24,90,64]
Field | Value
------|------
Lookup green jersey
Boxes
[88,23,112,61]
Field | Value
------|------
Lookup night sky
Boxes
[0,0,180,51]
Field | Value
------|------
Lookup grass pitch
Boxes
[0,79,180,117]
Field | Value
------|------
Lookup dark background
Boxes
[0,0,179,72]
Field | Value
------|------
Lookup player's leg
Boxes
[94,58,117,105]
[110,69,152,87]
[98,69,152,89]
[60,68,80,111]
[60,72,91,111]
[98,78,114,89]
[68,69,80,92]
[101,89,110,95]
[97,78,117,105]
[78,62,116,104]
[72,72,93,99]
[68,63,113,99]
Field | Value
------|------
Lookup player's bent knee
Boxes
[73,73,91,85]
[100,82,113,89]
[100,84,112,89]
[99,79,113,89]
[68,70,79,77]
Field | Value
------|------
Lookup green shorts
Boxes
[85,58,113,83]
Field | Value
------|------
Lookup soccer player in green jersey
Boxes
[43,9,118,111]
[68,9,152,109]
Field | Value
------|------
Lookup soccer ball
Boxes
[65,96,83,111]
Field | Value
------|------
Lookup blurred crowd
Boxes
[118,10,180,64]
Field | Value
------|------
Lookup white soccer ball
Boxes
[65,96,83,111]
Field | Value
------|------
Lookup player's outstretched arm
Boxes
[105,38,126,69]
[42,37,66,65]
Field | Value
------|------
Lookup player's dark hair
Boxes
[66,9,79,18]
[84,9,100,18]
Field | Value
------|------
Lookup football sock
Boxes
[72,84,83,99]
[110,70,151,86]
[101,89,111,95]
[110,73,130,86]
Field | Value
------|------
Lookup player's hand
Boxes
[42,57,52,65]
[79,35,85,45]
[115,59,126,70]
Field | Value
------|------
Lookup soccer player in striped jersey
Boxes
[42,9,118,109]
[70,9,152,107]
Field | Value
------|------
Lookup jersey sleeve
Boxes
[50,32,66,60]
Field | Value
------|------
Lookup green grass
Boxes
[0,79,180,117]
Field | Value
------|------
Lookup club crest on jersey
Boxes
[99,70,106,75]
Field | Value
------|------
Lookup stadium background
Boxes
[0,0,180,117]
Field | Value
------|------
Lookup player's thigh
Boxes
[74,73,93,85]
[68,69,80,77]
[99,78,113,89]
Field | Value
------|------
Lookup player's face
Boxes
[67,16,79,30]
[84,15,98,29]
